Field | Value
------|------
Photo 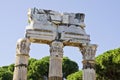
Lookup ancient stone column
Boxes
[80,44,97,80]
[13,38,31,80]
[49,41,64,80]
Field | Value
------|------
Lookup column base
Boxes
[49,76,62,80]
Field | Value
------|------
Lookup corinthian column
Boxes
[80,44,97,80]
[13,38,31,80]
[49,41,64,80]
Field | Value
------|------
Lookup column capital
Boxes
[16,38,31,55]
[13,38,31,80]
[80,44,97,60]
[50,41,64,58]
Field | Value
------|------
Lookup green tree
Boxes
[95,48,120,80]
[8,64,14,72]
[62,57,79,78]
[28,56,79,79]
[0,66,8,71]
[67,48,120,80]
[0,67,13,80]
[27,58,38,80]
[67,70,82,80]
[28,58,37,70]
[27,56,49,80]
[0,71,13,80]
[0,56,79,80]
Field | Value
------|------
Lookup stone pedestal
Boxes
[80,44,97,80]
[49,41,64,80]
[13,38,30,80]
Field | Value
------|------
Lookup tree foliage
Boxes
[67,70,82,80]
[62,57,79,78]
[96,48,120,80]
[27,56,79,79]
[0,66,13,80]
[0,56,79,80]
[1,48,120,80]
[67,48,120,80]
[27,56,49,80]
[8,64,14,72]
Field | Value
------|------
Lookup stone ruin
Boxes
[13,8,97,80]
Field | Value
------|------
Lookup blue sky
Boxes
[0,0,120,69]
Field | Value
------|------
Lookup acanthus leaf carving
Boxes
[80,44,97,60]
[16,38,31,54]
[50,41,64,58]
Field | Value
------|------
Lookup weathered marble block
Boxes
[26,8,90,46]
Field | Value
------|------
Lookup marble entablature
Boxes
[26,8,90,46]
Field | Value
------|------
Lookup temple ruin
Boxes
[13,8,97,80]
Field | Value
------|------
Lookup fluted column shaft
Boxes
[13,38,31,80]
[49,41,64,80]
[80,44,97,80]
